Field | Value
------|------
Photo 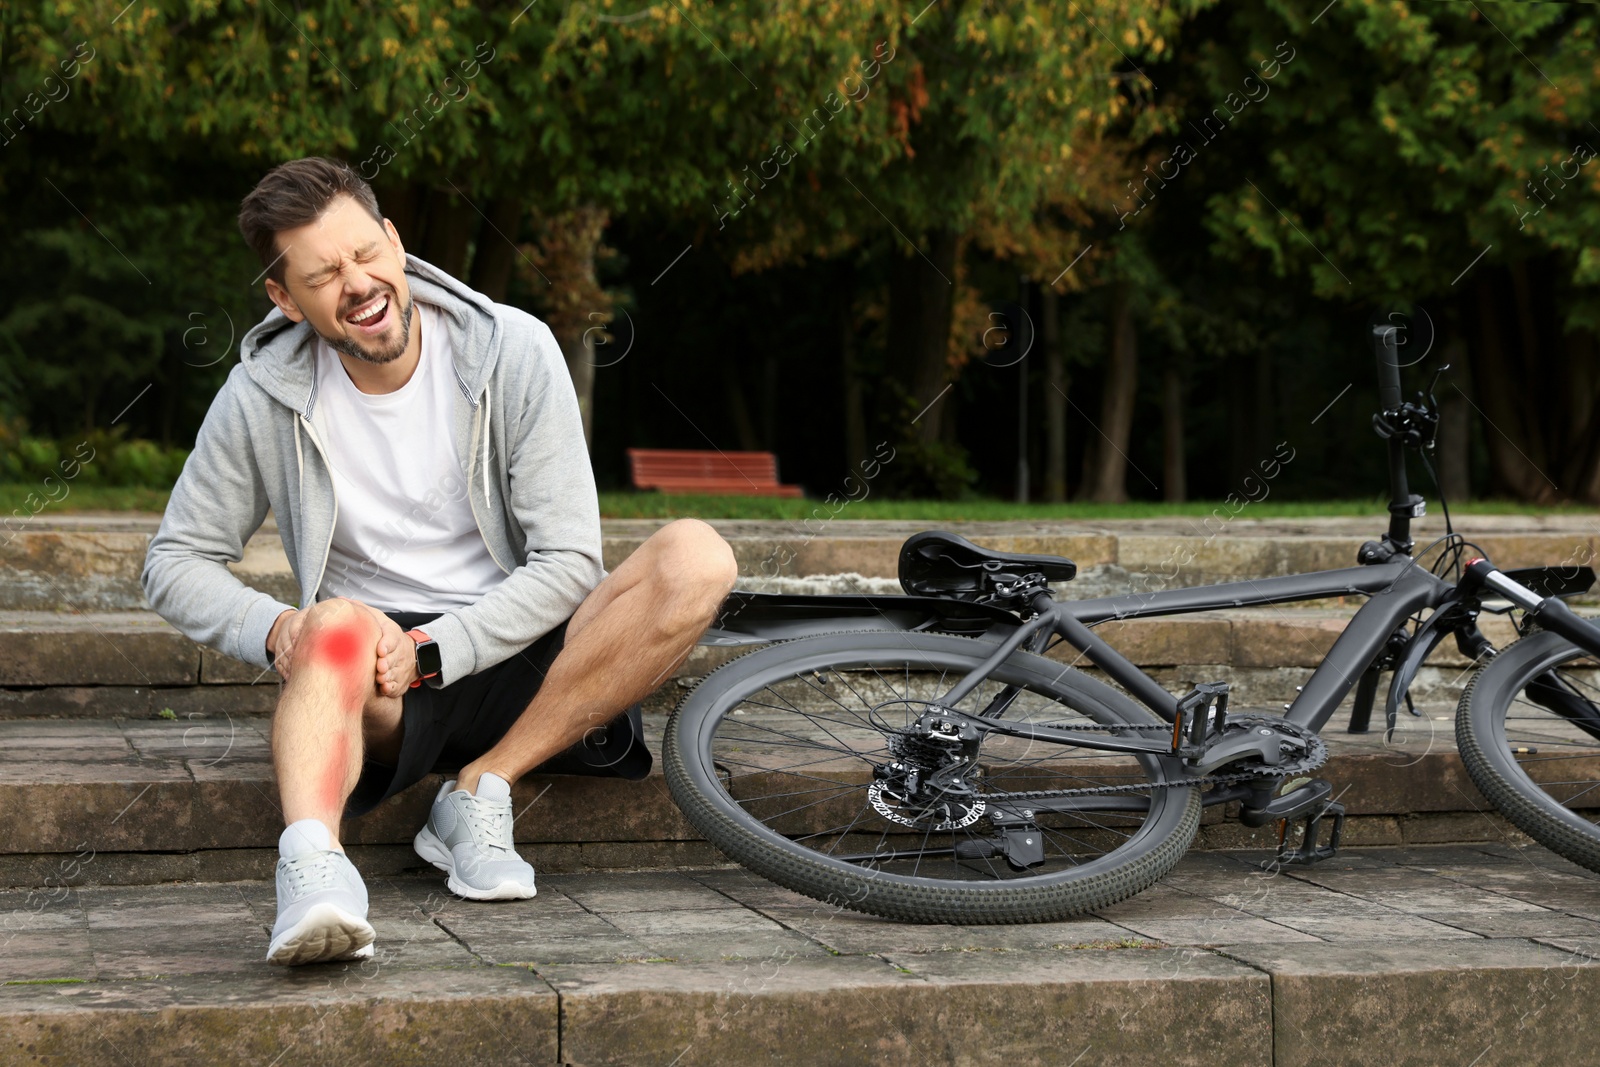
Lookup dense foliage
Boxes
[1,1,1594,503]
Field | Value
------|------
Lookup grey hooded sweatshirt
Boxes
[141,254,604,686]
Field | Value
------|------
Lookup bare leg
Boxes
[271,598,405,847]
[457,518,738,794]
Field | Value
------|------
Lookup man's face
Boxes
[263,194,414,366]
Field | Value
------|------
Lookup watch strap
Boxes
[406,628,441,688]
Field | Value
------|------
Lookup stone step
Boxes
[0,708,1551,886]
[3,845,1600,1066]
[2,514,1593,610]
[0,607,1527,721]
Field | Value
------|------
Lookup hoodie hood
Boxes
[237,253,503,417]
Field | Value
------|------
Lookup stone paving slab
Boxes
[3,845,1600,1065]
[1224,938,1600,1067]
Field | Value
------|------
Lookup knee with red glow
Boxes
[300,618,376,712]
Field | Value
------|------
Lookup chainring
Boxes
[1210,713,1329,780]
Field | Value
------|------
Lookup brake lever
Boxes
[1422,363,1449,412]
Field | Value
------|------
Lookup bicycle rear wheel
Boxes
[664,631,1201,924]
[1457,631,1600,871]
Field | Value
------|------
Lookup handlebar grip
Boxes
[1372,324,1403,411]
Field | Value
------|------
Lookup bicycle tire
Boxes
[664,630,1201,924]
[1457,631,1600,871]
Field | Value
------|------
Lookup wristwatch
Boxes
[405,628,444,689]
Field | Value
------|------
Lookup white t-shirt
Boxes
[310,301,507,611]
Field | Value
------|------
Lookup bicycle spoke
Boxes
[678,635,1196,903]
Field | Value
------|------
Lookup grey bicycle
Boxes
[664,325,1600,924]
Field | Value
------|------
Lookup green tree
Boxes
[1194,1,1600,502]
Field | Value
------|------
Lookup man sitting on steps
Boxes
[141,156,738,966]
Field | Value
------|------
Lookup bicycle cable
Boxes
[1417,448,1454,543]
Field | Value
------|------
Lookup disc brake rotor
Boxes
[867,781,987,830]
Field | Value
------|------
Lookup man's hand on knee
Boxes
[348,599,419,697]
[268,608,307,681]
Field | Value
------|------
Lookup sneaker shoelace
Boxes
[281,851,341,897]
[457,793,516,853]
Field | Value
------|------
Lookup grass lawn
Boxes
[3,483,1591,521]
[596,493,1586,521]
[0,483,177,514]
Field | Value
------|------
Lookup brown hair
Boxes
[237,157,384,287]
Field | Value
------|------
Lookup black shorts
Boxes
[344,608,652,819]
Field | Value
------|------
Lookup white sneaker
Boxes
[266,819,376,966]
[413,773,537,901]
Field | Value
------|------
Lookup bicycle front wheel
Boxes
[664,631,1201,924]
[1457,631,1600,871]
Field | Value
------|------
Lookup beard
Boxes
[324,289,415,366]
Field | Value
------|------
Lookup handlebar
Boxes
[1461,558,1600,656]
[1373,323,1404,413]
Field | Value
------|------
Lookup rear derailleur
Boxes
[869,710,1044,871]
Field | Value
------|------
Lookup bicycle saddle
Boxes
[898,531,1077,601]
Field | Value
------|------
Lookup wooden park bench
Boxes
[627,448,803,497]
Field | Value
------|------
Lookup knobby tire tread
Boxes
[1456,632,1600,873]
[664,630,1201,924]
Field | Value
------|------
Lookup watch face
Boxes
[416,639,442,677]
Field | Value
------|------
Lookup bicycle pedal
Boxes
[1262,800,1345,870]
[1172,682,1231,757]
[1238,777,1333,827]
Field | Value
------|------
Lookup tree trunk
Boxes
[1077,430,1096,501]
[1042,286,1067,502]
[725,374,760,452]
[466,197,523,302]
[1436,336,1471,504]
[419,187,475,279]
[760,354,779,450]
[885,229,959,444]
[527,206,612,450]
[1227,358,1250,495]
[373,180,425,247]
[839,266,866,471]
[1251,347,1275,466]
[1471,272,1559,502]
[1085,282,1138,503]
[1557,328,1600,502]
[1015,276,1031,504]
[158,338,179,448]
[1162,364,1186,503]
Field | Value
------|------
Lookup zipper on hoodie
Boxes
[297,414,340,603]
[450,360,510,575]
[465,395,513,576]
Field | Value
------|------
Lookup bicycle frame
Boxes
[705,559,1454,752]
[1065,561,1449,733]
[912,559,1453,763]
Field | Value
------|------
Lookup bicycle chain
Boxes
[975,714,1329,803]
